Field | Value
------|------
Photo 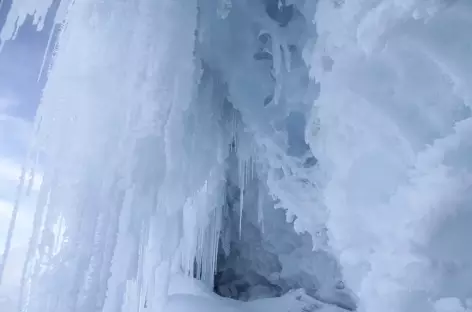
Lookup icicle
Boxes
[257,182,265,234]
[25,151,40,197]
[244,158,247,186]
[37,25,57,83]
[0,165,27,284]
[282,43,292,73]
[0,106,44,285]
[18,178,51,312]
[53,215,65,255]
[239,159,245,239]
[232,111,238,150]
[271,36,283,105]
[213,207,222,277]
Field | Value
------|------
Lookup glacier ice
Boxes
[0,0,472,312]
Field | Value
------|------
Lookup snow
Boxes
[307,1,472,312]
[0,0,471,312]
[167,274,347,312]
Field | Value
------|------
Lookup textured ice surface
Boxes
[213,147,353,309]
[0,0,471,312]
[306,1,472,311]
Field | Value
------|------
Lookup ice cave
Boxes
[0,0,472,312]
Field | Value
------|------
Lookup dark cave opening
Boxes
[207,146,356,311]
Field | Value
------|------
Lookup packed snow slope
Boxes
[0,0,472,312]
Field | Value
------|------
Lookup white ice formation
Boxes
[1,0,472,312]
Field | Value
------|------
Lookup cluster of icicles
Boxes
[1,1,472,312]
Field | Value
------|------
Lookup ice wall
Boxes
[1,0,230,311]
[306,1,472,311]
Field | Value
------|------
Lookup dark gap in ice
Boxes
[209,143,356,311]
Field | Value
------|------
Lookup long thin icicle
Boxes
[0,165,27,284]
[239,159,245,239]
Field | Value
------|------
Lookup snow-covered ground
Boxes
[166,274,346,312]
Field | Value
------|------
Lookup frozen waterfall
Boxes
[0,0,471,312]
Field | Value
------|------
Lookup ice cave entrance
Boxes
[205,148,356,311]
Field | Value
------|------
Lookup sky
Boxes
[0,8,57,309]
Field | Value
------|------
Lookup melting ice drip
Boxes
[1,0,472,312]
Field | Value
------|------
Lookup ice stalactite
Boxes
[0,0,230,311]
[0,164,27,284]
